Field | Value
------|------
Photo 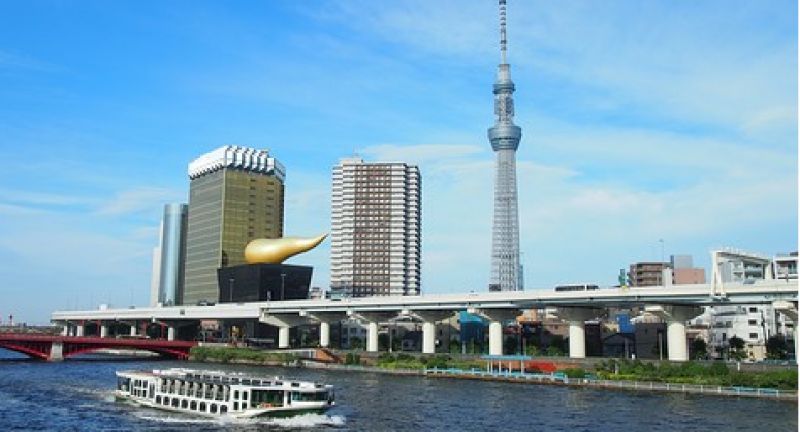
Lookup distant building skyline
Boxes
[182,146,285,305]
[330,157,421,298]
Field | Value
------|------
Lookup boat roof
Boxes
[117,368,330,390]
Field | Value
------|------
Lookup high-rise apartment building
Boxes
[330,157,421,298]
[182,146,285,305]
[488,0,523,291]
[150,203,188,306]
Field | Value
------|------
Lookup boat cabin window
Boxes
[242,391,249,402]
[117,377,130,392]
[234,390,239,399]
[210,404,218,414]
[181,400,188,409]
[200,402,206,412]
[250,389,284,408]
[190,401,197,411]
[233,402,239,411]
[292,391,329,402]
[220,406,228,414]
[163,397,170,406]
[156,396,161,404]
[171,398,179,408]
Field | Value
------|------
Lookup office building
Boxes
[671,254,706,285]
[488,0,523,291]
[182,146,285,305]
[330,157,421,297]
[150,203,188,306]
[628,262,669,287]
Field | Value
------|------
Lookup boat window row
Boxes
[183,373,283,387]
[159,379,229,401]
[155,396,229,414]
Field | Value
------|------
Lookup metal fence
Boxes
[423,367,796,401]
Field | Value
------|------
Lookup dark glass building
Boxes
[182,146,285,305]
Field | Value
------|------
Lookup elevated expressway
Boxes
[52,280,797,362]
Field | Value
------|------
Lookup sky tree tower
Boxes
[488,0,522,291]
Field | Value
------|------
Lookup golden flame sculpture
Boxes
[244,233,327,264]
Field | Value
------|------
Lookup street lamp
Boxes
[280,273,286,300]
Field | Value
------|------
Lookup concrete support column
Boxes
[49,342,63,362]
[354,312,396,353]
[278,327,290,349]
[568,321,586,359]
[473,309,520,356]
[100,324,109,338]
[61,325,69,336]
[319,321,330,348]
[667,320,686,361]
[645,305,702,362]
[260,312,316,350]
[414,311,453,355]
[421,321,436,354]
[488,321,503,356]
[556,308,601,359]
[130,325,137,336]
[76,324,84,337]
[367,321,379,352]
[167,326,176,341]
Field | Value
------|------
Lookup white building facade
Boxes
[330,158,421,297]
[707,248,798,360]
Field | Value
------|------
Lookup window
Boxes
[242,391,248,401]
[233,402,239,411]
[191,401,197,410]
[234,390,239,399]
[156,396,161,404]
[182,400,188,409]
[221,406,228,414]
[164,397,170,406]
[211,404,218,414]
[748,320,757,326]
[172,399,179,408]
[749,333,758,339]
[749,307,758,313]
[200,402,206,412]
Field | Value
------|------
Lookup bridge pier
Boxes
[260,312,314,349]
[356,312,396,353]
[303,312,346,348]
[556,308,602,359]
[49,341,63,361]
[472,309,520,356]
[130,324,137,336]
[76,324,84,337]
[167,326,176,341]
[414,311,454,354]
[61,324,69,336]
[100,324,109,338]
[645,305,702,361]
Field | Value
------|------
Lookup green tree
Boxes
[449,339,461,354]
[690,338,708,360]
[766,335,789,360]
[728,336,747,361]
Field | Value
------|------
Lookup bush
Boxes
[563,368,587,379]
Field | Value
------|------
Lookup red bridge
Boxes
[0,333,197,361]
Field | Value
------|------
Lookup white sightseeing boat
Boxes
[115,368,335,418]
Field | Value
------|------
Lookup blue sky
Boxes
[0,1,796,324]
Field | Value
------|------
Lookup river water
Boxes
[0,352,795,431]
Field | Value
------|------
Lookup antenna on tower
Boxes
[499,0,508,65]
